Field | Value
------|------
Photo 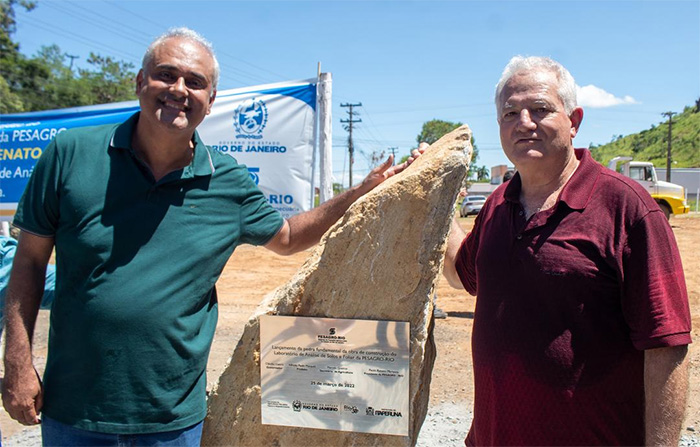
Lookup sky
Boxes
[11,0,700,186]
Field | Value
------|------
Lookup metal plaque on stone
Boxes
[260,315,410,435]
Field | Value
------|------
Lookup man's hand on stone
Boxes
[358,144,427,194]
[2,366,43,425]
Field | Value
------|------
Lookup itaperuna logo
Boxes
[233,98,268,139]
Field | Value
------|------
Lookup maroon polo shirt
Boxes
[456,149,691,446]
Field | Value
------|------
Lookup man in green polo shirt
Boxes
[2,28,418,446]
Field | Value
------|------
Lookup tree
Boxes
[78,53,136,105]
[332,182,345,196]
[21,45,78,110]
[476,166,490,182]
[0,0,35,57]
[0,74,23,112]
[0,0,35,112]
[416,119,462,145]
[1,1,137,113]
[415,119,480,180]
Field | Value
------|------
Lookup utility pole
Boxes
[388,147,398,165]
[340,102,362,187]
[662,111,676,182]
[65,54,79,71]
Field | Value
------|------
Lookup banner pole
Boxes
[318,72,333,203]
[310,63,321,209]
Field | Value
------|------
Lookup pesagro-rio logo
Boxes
[247,167,260,185]
[317,327,347,344]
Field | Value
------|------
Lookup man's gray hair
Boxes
[494,56,577,115]
[142,27,220,91]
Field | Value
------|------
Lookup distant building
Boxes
[655,168,700,201]
[467,182,499,197]
[466,164,515,198]
[490,165,510,185]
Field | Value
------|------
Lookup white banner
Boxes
[199,79,317,218]
[0,79,321,220]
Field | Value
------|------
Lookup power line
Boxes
[22,2,291,88]
[100,0,289,85]
[101,0,162,28]
[357,104,391,146]
[369,102,494,115]
[18,16,141,64]
[44,1,153,45]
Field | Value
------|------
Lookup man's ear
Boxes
[569,107,584,139]
[135,69,144,95]
[207,89,217,115]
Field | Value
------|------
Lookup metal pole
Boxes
[318,72,333,203]
[662,111,676,182]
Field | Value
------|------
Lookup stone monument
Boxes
[202,125,473,446]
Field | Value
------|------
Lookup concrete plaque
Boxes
[260,315,410,435]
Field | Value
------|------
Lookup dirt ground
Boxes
[1,214,699,442]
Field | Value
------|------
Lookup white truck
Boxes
[608,156,690,219]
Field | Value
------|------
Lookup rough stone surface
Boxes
[202,125,473,447]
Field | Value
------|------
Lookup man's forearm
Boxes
[278,184,367,255]
[644,345,689,446]
[4,232,53,372]
[2,232,54,425]
[443,217,466,289]
[4,246,50,373]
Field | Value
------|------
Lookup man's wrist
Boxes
[3,347,34,375]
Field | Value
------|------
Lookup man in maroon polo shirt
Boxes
[443,56,691,446]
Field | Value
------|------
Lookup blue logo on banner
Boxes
[247,167,260,184]
[268,194,294,205]
[234,98,268,139]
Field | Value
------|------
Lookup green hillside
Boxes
[590,105,700,168]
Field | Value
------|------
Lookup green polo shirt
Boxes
[14,113,283,434]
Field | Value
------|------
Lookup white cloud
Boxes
[576,84,639,108]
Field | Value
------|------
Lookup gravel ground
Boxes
[4,426,41,446]
[3,405,697,447]
[416,401,471,446]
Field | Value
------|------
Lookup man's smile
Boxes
[159,96,189,112]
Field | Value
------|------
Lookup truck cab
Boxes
[608,157,690,219]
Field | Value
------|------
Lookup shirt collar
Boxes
[503,148,600,211]
[109,112,215,178]
[559,149,600,211]
[504,172,522,204]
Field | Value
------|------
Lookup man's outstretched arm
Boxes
[265,151,422,256]
[2,232,54,425]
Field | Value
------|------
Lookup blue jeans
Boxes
[41,416,203,446]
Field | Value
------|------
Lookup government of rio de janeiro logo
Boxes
[234,98,268,139]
